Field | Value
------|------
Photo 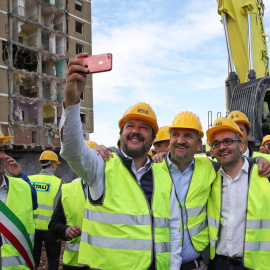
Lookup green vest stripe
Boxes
[81,232,152,250]
[65,243,80,252]
[186,205,206,217]
[189,219,208,237]
[33,214,51,221]
[38,204,54,210]
[246,219,270,229]
[245,241,270,251]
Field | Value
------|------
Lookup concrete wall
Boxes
[6,150,77,183]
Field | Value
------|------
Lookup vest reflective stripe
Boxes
[186,205,206,217]
[81,232,153,250]
[29,174,62,230]
[208,216,219,229]
[246,219,270,229]
[62,179,86,267]
[2,256,26,267]
[245,241,270,251]
[37,204,54,211]
[189,219,208,237]
[161,156,216,256]
[2,233,35,245]
[2,176,35,270]
[78,154,172,270]
[65,243,80,252]
[208,163,270,269]
[33,214,51,221]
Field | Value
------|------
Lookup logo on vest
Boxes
[31,182,51,192]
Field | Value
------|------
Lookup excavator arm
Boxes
[217,0,270,148]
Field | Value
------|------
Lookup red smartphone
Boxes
[79,53,112,74]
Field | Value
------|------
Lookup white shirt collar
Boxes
[0,175,7,188]
[220,157,249,179]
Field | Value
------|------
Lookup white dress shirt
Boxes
[216,158,249,257]
[59,101,182,269]
[0,175,8,204]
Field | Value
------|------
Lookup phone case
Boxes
[79,53,112,74]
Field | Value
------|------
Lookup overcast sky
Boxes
[89,0,270,147]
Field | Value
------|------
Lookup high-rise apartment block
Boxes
[0,0,93,151]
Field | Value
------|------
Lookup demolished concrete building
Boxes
[0,0,93,181]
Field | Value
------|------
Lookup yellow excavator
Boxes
[216,0,269,149]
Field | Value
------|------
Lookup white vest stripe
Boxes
[186,205,206,217]
[153,217,170,228]
[81,232,152,250]
[246,219,270,229]
[65,243,80,252]
[33,214,51,221]
[188,219,207,237]
[208,216,219,229]
[38,204,54,210]
[155,242,170,253]
[245,241,270,251]
[2,256,26,267]
[2,233,35,245]
[84,209,151,225]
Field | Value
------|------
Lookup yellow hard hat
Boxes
[0,130,14,143]
[153,126,170,144]
[148,149,153,157]
[227,110,251,127]
[118,102,159,134]
[262,135,270,146]
[85,140,98,148]
[206,117,244,144]
[169,111,204,138]
[39,150,61,164]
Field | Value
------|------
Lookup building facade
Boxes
[0,0,93,152]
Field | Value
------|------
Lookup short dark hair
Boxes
[244,123,251,135]
[154,141,162,147]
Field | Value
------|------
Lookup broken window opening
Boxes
[55,35,65,55]
[42,58,55,76]
[12,44,38,72]
[43,103,55,124]
[2,41,9,64]
[41,30,50,51]
[57,106,62,125]
[13,99,39,124]
[13,72,38,97]
[41,5,54,30]
[54,11,65,32]
[12,0,25,16]
[32,130,37,143]
[55,0,65,10]
[75,0,83,12]
[55,59,65,78]
[75,21,83,34]
[42,81,51,100]
[76,43,83,54]
[56,83,65,101]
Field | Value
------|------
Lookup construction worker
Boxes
[261,135,270,154]
[29,150,63,270]
[227,110,270,159]
[259,145,267,154]
[48,141,94,270]
[0,131,36,269]
[60,53,181,270]
[153,126,170,153]
[206,117,270,269]
[154,111,217,270]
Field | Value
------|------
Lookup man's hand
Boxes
[258,157,270,177]
[93,145,113,161]
[66,225,82,239]
[64,53,90,108]
[152,152,167,163]
[4,155,22,176]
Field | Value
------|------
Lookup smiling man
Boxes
[206,117,270,270]
[156,111,218,270]
[59,54,181,270]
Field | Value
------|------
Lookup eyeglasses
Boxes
[211,138,242,149]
